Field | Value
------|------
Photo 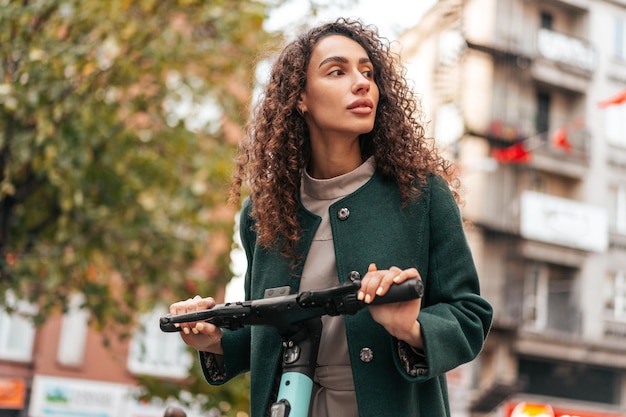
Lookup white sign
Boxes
[520,191,608,253]
[30,375,128,417]
[30,375,207,417]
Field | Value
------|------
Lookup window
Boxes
[608,184,626,234]
[57,293,89,367]
[523,264,542,326]
[127,308,192,378]
[540,11,553,30]
[605,270,626,320]
[614,17,626,61]
[437,29,466,66]
[519,357,621,404]
[523,263,579,333]
[536,92,551,134]
[0,292,36,362]
[605,104,626,148]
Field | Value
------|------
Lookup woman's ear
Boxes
[298,93,307,114]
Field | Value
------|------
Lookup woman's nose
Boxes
[352,72,371,93]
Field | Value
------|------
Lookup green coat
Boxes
[203,173,493,417]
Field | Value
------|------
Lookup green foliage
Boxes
[0,0,280,322]
[137,357,252,416]
[0,0,285,412]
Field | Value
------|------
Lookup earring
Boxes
[297,107,304,116]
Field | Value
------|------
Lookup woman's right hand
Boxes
[169,295,224,355]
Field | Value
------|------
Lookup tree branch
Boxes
[0,112,14,180]
[24,203,61,253]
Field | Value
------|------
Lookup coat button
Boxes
[360,348,374,363]
[337,207,350,221]
[348,271,361,281]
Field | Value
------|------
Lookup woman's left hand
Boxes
[358,263,424,349]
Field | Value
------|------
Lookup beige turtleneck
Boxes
[299,156,376,417]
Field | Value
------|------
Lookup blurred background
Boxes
[1,0,626,416]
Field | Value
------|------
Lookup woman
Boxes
[170,18,493,417]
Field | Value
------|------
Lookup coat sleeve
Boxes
[200,199,255,385]
[408,176,493,380]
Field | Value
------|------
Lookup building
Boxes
[0,293,198,417]
[398,0,626,416]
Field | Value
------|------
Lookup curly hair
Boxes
[230,18,459,262]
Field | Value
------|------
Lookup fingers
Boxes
[170,295,216,315]
[391,267,420,284]
[189,320,221,336]
[167,295,224,354]
[169,295,217,334]
[358,264,420,304]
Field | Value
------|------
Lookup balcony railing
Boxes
[541,0,591,12]
[604,316,626,339]
[536,28,596,74]
[529,127,590,164]
[482,118,591,166]
[609,231,626,251]
[503,293,582,337]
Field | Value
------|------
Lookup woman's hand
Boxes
[169,295,224,354]
[358,263,424,349]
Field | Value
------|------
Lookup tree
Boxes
[1,1,287,413]
[0,0,281,324]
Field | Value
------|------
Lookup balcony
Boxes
[609,231,626,252]
[531,29,596,92]
[534,0,592,12]
[470,187,608,251]
[604,315,626,340]
[525,128,591,178]
[607,143,626,171]
[499,265,583,339]
[497,279,626,369]
[479,118,591,179]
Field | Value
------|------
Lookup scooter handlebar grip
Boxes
[369,279,424,305]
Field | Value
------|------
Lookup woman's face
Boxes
[299,34,379,142]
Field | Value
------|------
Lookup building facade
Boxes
[398,0,626,416]
[0,294,197,417]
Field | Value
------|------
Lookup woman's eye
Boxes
[329,69,342,76]
[363,70,374,78]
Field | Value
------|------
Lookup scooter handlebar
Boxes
[159,279,424,333]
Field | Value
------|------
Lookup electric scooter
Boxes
[160,278,423,417]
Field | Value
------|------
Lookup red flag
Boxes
[551,127,572,153]
[491,142,532,163]
[598,89,626,108]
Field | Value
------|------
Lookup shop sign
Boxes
[506,402,624,417]
[29,375,128,417]
[0,378,26,409]
[29,375,206,417]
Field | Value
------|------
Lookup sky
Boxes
[225,0,437,302]
[265,0,437,42]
